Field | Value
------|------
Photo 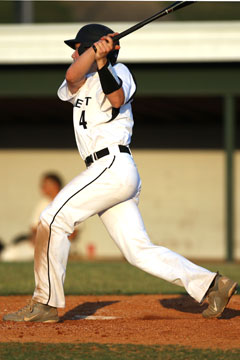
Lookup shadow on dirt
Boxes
[159,295,240,319]
[60,301,119,321]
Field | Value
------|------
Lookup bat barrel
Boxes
[112,1,195,42]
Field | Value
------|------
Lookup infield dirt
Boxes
[0,294,239,349]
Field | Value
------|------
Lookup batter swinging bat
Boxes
[112,1,195,42]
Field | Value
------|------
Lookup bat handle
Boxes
[112,33,122,43]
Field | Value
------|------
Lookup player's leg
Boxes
[99,198,217,303]
[33,155,140,308]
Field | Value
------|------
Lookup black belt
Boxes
[85,145,130,167]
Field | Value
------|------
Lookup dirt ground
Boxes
[0,294,240,349]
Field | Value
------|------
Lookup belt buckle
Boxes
[93,152,98,161]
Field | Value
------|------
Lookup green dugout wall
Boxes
[0,62,240,260]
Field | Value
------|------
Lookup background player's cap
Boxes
[64,23,119,65]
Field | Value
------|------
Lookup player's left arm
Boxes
[65,46,96,94]
[94,34,124,109]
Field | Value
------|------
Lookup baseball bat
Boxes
[112,1,195,42]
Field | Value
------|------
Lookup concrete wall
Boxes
[1,149,240,260]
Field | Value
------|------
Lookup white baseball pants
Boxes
[33,151,216,308]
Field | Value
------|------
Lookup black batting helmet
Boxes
[64,23,119,65]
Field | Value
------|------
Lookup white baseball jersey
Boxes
[57,63,136,159]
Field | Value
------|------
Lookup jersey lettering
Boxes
[75,99,84,108]
[75,97,92,108]
[85,97,91,105]
[79,110,87,129]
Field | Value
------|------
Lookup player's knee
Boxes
[123,246,142,266]
[39,206,52,226]
[124,242,151,267]
[40,206,74,236]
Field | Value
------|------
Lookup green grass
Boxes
[0,260,239,296]
[0,343,240,360]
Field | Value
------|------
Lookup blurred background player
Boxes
[1,172,78,261]
[30,173,63,244]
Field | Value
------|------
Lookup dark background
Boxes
[1,1,240,23]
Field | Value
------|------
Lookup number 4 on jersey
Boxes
[79,110,87,129]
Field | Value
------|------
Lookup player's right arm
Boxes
[93,34,124,109]
[65,44,96,94]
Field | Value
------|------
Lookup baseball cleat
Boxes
[3,300,59,323]
[202,273,238,319]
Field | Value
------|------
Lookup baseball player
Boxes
[3,24,238,323]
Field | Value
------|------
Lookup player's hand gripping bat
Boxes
[112,1,195,43]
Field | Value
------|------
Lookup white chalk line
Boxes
[72,315,119,320]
